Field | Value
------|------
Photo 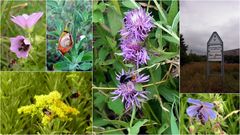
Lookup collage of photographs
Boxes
[0,0,239,134]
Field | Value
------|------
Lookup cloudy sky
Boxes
[180,0,240,55]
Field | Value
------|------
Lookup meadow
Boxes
[93,0,180,134]
[0,0,46,71]
[0,72,92,134]
[181,62,239,93]
[46,0,92,71]
[180,94,240,134]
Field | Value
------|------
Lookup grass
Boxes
[0,0,46,71]
[180,94,240,134]
[0,72,92,134]
[181,62,239,93]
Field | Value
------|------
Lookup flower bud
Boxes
[58,31,73,55]
[189,125,195,134]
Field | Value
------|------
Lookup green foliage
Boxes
[180,94,240,134]
[47,0,92,71]
[93,0,179,134]
[0,0,46,71]
[0,72,92,134]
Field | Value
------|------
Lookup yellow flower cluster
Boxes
[18,91,79,125]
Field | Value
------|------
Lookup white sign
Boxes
[207,32,223,45]
[206,31,224,78]
[208,52,222,61]
[207,32,223,61]
[208,45,222,52]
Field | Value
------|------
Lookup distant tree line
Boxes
[180,34,239,66]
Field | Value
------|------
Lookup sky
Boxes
[180,0,240,55]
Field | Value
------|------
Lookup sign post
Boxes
[206,32,224,89]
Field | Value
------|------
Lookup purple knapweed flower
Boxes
[120,39,149,65]
[112,82,148,110]
[186,98,217,124]
[120,8,154,41]
[112,69,149,110]
[11,12,43,29]
[10,36,31,58]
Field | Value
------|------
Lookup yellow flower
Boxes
[18,90,80,125]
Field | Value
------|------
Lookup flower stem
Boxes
[130,105,136,127]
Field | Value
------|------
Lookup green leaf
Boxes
[128,119,148,135]
[101,59,116,66]
[98,47,109,61]
[104,119,129,128]
[76,51,84,63]
[122,0,140,9]
[155,28,163,49]
[158,123,169,134]
[94,2,106,12]
[171,101,179,134]
[149,51,177,64]
[94,92,107,111]
[158,85,178,103]
[78,62,92,70]
[153,0,167,23]
[107,98,124,115]
[54,61,70,71]
[171,12,179,33]
[105,36,117,49]
[110,1,122,16]
[167,0,178,25]
[107,8,122,36]
[163,35,179,44]
[82,51,93,61]
[93,10,104,23]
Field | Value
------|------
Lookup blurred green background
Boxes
[0,0,46,71]
[0,72,92,134]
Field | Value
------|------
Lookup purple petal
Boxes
[26,12,43,28]
[10,36,31,58]
[10,37,21,52]
[202,102,214,109]
[11,16,27,29]
[187,98,202,105]
[199,111,209,123]
[203,108,217,119]
[186,105,200,117]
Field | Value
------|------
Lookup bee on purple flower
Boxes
[111,70,149,110]
[186,98,217,124]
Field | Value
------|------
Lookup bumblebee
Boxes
[70,92,80,98]
[196,105,205,125]
[120,73,137,84]
[18,40,30,51]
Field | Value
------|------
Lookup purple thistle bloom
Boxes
[112,69,150,110]
[10,36,31,58]
[11,12,43,29]
[120,39,149,65]
[120,8,154,41]
[186,98,217,124]
[111,82,148,110]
